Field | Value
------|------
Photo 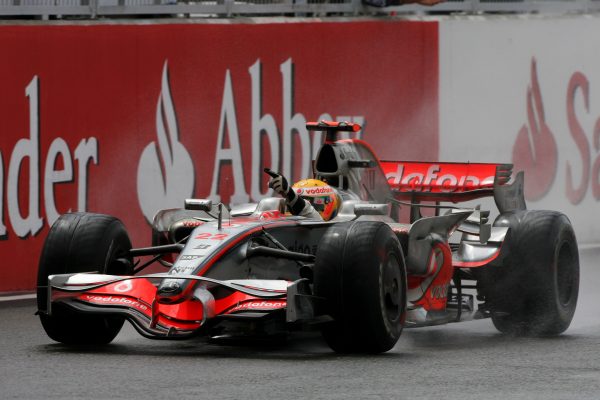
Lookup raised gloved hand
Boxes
[265,168,290,197]
[264,168,309,217]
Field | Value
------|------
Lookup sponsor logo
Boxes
[386,164,494,192]
[136,59,364,222]
[0,76,98,239]
[82,294,149,312]
[194,243,211,250]
[179,254,201,261]
[136,61,195,224]
[512,58,558,201]
[227,300,286,313]
[171,264,197,275]
[299,187,334,195]
[512,57,600,204]
[113,280,133,293]
[182,220,205,228]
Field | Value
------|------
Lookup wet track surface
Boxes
[1,249,599,400]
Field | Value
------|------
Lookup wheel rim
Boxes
[556,241,576,306]
[382,253,402,322]
[105,236,133,275]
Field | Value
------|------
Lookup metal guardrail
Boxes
[0,0,599,19]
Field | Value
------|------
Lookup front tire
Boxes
[313,221,407,353]
[480,210,579,336]
[37,212,133,345]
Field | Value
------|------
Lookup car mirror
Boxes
[184,199,213,211]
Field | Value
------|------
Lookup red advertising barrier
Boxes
[0,20,438,292]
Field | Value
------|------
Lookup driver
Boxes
[265,169,340,221]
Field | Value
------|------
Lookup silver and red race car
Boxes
[37,120,579,353]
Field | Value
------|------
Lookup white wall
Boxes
[439,14,600,244]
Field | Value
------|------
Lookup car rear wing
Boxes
[380,161,526,212]
[306,120,361,142]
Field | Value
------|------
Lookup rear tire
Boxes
[313,221,406,353]
[480,210,579,336]
[37,212,133,345]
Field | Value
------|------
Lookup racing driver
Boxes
[265,169,340,221]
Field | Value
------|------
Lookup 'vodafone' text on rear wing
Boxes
[380,161,526,212]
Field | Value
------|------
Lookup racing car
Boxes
[36,120,579,353]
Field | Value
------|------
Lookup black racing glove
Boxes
[264,168,305,215]
[268,172,290,197]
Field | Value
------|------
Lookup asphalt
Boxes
[1,248,599,400]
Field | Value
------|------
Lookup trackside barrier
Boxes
[0,20,438,292]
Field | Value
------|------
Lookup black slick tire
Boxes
[36,212,133,345]
[480,210,579,336]
[313,221,407,353]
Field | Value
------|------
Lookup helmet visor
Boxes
[304,195,331,213]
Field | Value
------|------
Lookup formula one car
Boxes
[37,120,580,353]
